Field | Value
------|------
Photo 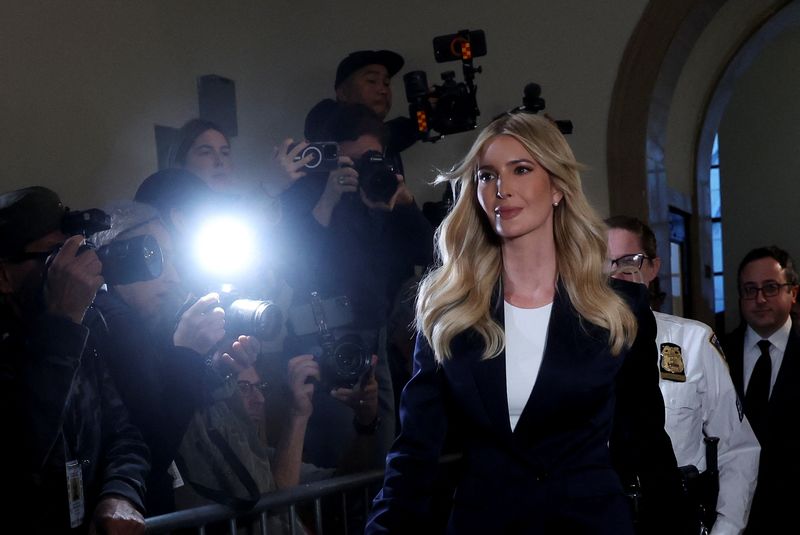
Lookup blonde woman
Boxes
[365,114,687,534]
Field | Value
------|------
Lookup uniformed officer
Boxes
[606,216,760,535]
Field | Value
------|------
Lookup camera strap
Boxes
[186,423,262,511]
[309,291,330,336]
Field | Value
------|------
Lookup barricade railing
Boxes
[145,469,381,534]
[145,454,461,534]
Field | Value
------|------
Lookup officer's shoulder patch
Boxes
[709,333,727,362]
[659,342,686,382]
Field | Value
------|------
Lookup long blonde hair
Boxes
[417,113,637,361]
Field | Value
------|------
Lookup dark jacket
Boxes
[277,170,433,470]
[366,279,687,534]
[722,322,800,534]
[0,307,149,533]
[93,289,223,516]
[278,171,433,331]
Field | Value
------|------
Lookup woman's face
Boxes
[184,129,235,193]
[476,135,562,243]
[606,228,661,285]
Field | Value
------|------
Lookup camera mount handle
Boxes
[454,29,482,89]
[309,291,331,337]
[456,29,482,130]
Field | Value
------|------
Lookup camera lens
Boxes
[325,333,371,388]
[226,298,283,340]
[322,144,338,160]
[403,71,429,102]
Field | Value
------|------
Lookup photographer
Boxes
[0,187,149,534]
[279,103,434,469]
[90,201,241,516]
[278,49,419,189]
[89,201,305,533]
[168,118,283,225]
[134,168,289,324]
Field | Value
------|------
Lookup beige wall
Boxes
[664,0,779,199]
[719,25,800,326]
[0,0,647,211]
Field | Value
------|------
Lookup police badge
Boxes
[659,342,687,382]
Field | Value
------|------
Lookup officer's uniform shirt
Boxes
[742,316,792,396]
[655,312,761,535]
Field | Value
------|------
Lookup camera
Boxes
[218,288,283,341]
[353,150,397,204]
[285,293,372,390]
[292,141,340,172]
[61,208,164,286]
[95,234,164,286]
[404,29,486,142]
[502,83,574,135]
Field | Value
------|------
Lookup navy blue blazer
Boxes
[366,280,681,534]
[722,323,800,534]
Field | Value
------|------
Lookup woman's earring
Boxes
[553,201,559,207]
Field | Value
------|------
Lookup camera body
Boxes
[293,141,340,172]
[502,83,574,135]
[95,234,164,286]
[60,208,164,286]
[285,293,372,390]
[404,29,486,142]
[353,150,397,204]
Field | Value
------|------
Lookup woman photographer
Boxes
[168,118,283,228]
[366,113,684,534]
[168,119,240,195]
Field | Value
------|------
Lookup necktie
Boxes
[745,339,772,441]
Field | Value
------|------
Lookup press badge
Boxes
[168,461,185,489]
[65,460,85,528]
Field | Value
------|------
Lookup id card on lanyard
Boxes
[65,459,85,528]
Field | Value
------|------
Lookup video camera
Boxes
[285,293,373,390]
[404,29,486,142]
[504,82,574,135]
[61,208,164,286]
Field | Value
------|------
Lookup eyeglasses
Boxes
[237,380,268,396]
[740,282,795,300]
[607,253,650,272]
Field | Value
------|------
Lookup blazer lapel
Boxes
[467,291,514,439]
[470,344,513,438]
[511,284,586,443]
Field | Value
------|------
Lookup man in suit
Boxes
[722,245,800,534]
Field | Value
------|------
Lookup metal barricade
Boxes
[145,454,461,534]
[145,469,381,534]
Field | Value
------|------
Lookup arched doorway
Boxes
[607,0,793,329]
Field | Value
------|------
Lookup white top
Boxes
[743,316,792,397]
[655,312,760,535]
[504,300,551,431]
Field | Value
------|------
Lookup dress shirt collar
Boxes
[744,316,792,354]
